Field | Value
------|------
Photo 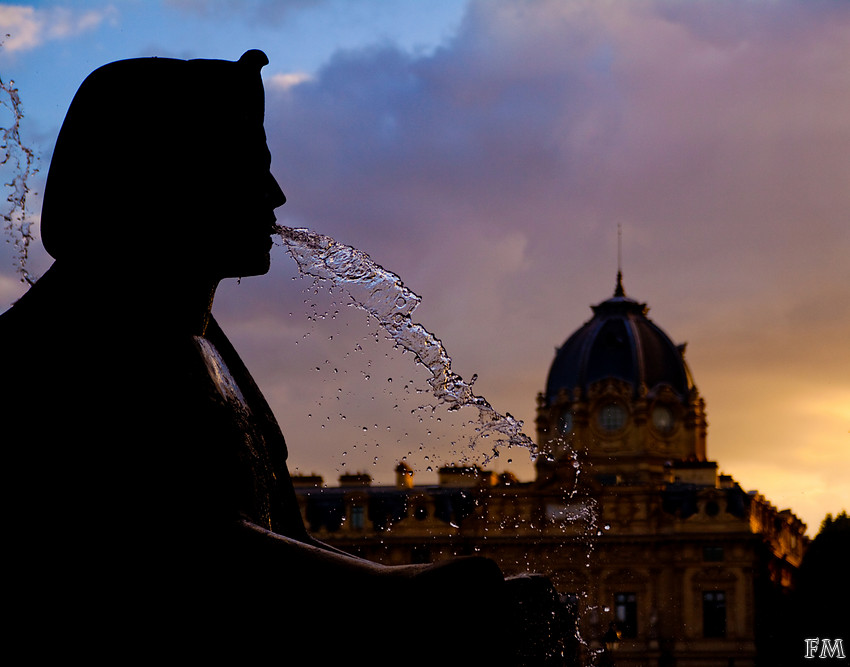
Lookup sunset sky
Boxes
[2,0,848,535]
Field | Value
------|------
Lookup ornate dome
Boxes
[544,274,695,404]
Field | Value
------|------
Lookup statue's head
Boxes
[41,50,285,279]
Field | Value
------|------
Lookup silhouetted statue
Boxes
[1,52,564,664]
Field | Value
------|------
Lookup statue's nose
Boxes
[267,172,286,208]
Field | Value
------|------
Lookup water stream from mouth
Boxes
[277,225,538,462]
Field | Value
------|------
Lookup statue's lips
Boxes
[248,221,277,249]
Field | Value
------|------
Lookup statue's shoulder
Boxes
[203,315,289,459]
[203,316,268,408]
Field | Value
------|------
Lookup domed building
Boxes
[294,276,808,666]
[527,276,807,665]
[536,272,707,489]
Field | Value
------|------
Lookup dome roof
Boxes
[545,274,694,404]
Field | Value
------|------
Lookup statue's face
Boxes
[41,52,286,280]
[196,125,286,280]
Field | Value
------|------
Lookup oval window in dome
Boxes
[652,405,675,434]
[597,402,627,432]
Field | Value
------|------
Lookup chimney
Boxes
[339,473,372,488]
[396,462,414,489]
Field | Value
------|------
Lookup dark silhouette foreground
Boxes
[1,51,565,664]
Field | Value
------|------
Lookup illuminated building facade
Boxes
[294,276,807,666]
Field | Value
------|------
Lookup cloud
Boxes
[267,71,314,91]
[164,0,326,23]
[0,4,118,53]
[0,6,39,53]
[224,0,850,530]
[265,0,850,327]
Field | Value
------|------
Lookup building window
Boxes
[411,545,431,564]
[350,505,365,531]
[703,546,724,562]
[702,590,726,638]
[614,592,638,638]
[597,473,620,486]
[651,404,675,434]
[705,500,721,517]
[598,403,627,432]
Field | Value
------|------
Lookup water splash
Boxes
[1,69,38,285]
[279,227,603,659]
[277,225,537,460]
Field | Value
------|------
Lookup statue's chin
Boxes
[226,252,272,280]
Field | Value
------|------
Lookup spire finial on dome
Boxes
[614,224,626,297]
